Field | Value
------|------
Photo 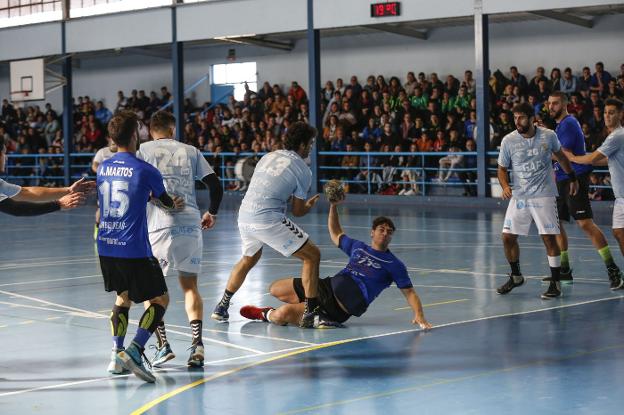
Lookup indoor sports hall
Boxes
[1,1,623,414]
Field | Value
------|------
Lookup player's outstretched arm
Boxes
[12,177,95,203]
[328,203,345,246]
[563,148,608,166]
[400,287,432,329]
[151,192,184,211]
[291,194,320,217]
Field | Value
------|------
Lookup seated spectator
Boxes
[560,67,578,94]
[438,146,464,182]
[588,173,606,201]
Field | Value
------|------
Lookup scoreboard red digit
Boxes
[370,2,401,18]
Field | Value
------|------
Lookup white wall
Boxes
[1,14,622,112]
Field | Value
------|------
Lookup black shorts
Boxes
[557,173,593,221]
[293,277,351,324]
[99,256,168,303]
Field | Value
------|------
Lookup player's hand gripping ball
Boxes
[323,179,345,204]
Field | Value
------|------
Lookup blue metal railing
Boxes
[2,151,613,195]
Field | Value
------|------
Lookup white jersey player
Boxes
[212,121,338,328]
[496,102,578,299]
[137,111,223,367]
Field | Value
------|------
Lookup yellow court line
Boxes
[17,320,35,325]
[130,338,356,415]
[395,298,469,311]
[277,342,624,415]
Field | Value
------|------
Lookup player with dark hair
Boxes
[211,121,336,328]
[97,110,183,382]
[239,202,432,330]
[564,98,624,290]
[497,102,578,299]
[545,91,623,286]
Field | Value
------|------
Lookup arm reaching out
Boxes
[400,287,432,329]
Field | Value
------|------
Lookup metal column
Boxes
[474,1,490,198]
[307,0,321,194]
[61,15,72,186]
[172,4,184,140]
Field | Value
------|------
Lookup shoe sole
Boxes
[116,352,155,383]
[541,293,562,299]
[187,359,204,368]
[152,352,176,368]
[496,279,525,295]
[541,279,573,284]
[107,364,130,375]
[210,313,229,322]
[610,279,624,290]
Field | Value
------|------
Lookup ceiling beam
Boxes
[365,24,428,40]
[123,47,171,60]
[531,10,593,28]
[216,36,294,52]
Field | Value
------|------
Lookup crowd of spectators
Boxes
[1,61,623,196]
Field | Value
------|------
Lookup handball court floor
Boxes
[1,199,623,415]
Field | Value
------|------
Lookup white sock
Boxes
[547,255,561,268]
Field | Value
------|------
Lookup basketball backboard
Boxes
[10,58,45,102]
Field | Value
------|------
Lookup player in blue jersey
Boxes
[564,98,624,290]
[546,91,623,286]
[238,198,432,329]
[497,102,578,299]
[97,111,182,383]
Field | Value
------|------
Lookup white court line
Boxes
[0,300,94,315]
[0,290,103,318]
[0,274,101,288]
[0,258,97,271]
[0,288,266,355]
[0,295,622,399]
[412,284,496,292]
[164,322,315,346]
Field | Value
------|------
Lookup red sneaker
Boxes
[240,305,273,321]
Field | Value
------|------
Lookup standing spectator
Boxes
[43,113,60,146]
[550,68,562,92]
[95,101,113,126]
[288,81,307,106]
[404,72,418,96]
[463,70,476,95]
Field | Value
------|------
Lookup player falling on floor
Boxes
[496,102,579,299]
[137,110,223,368]
[97,110,182,383]
[545,91,623,286]
[239,197,432,330]
[211,121,338,328]
[564,98,624,290]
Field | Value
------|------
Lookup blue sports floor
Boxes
[0,200,623,414]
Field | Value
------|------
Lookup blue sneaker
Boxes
[107,347,130,375]
[211,303,229,322]
[150,343,175,368]
[187,343,204,368]
[116,342,155,383]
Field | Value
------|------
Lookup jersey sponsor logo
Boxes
[543,223,558,230]
[516,200,526,209]
[100,166,134,177]
[190,258,201,265]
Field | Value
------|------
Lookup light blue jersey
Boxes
[597,126,624,199]
[0,178,21,202]
[238,150,311,225]
[138,139,214,231]
[498,127,561,199]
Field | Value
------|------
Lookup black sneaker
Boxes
[541,281,562,299]
[543,268,573,284]
[608,267,624,290]
[497,274,524,295]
